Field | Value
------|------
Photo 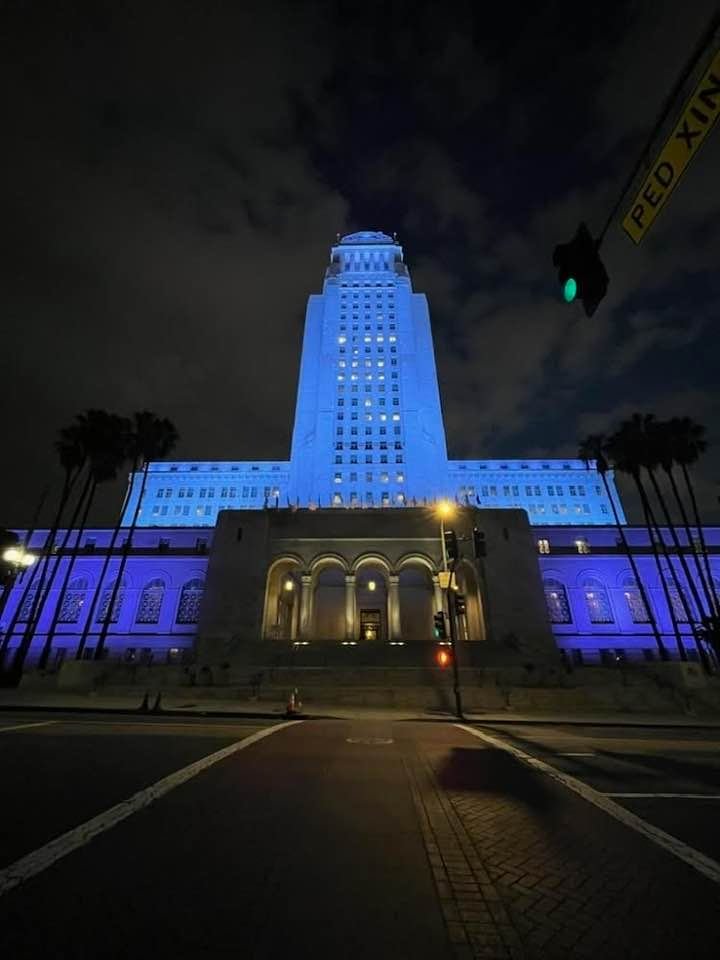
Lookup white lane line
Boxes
[605,793,720,800]
[456,724,720,885]
[0,720,298,898]
[0,721,57,734]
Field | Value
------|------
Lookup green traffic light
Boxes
[563,277,577,303]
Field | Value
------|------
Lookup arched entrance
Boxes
[311,561,347,640]
[354,564,389,642]
[262,558,302,641]
[398,560,435,641]
[454,560,485,642]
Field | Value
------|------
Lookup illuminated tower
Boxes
[288,232,449,507]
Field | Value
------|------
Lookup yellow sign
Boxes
[622,48,720,244]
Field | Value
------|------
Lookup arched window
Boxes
[622,576,650,623]
[59,577,89,624]
[17,584,46,622]
[136,579,165,624]
[663,567,692,622]
[621,576,650,623]
[543,578,572,624]
[95,578,125,623]
[176,579,204,624]
[582,577,614,624]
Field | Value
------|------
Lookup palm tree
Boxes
[578,434,667,660]
[606,418,688,661]
[609,415,716,671]
[93,412,179,661]
[3,424,87,681]
[668,417,719,616]
[38,413,130,669]
[650,418,717,623]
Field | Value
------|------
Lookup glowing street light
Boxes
[2,547,36,568]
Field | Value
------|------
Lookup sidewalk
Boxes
[2,688,720,726]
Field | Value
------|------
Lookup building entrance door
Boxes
[359,609,381,641]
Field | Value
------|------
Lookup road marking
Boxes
[346,737,394,745]
[560,752,595,757]
[0,720,297,898]
[456,724,720,885]
[0,721,57,734]
[605,793,720,800]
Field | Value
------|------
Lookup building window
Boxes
[575,538,590,554]
[537,539,550,555]
[543,579,572,624]
[582,578,614,623]
[176,579,205,624]
[96,580,125,623]
[622,576,650,623]
[58,577,88,624]
[136,579,165,624]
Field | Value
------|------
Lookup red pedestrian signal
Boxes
[435,647,452,669]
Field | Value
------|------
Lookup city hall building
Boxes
[2,233,717,671]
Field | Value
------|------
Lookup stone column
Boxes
[388,575,401,641]
[344,575,356,641]
[298,574,313,640]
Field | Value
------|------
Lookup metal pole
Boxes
[440,516,447,571]
[446,572,464,720]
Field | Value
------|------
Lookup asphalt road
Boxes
[1,712,719,959]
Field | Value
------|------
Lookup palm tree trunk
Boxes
[38,479,97,670]
[635,476,686,660]
[601,471,666,659]
[21,471,94,665]
[642,476,711,672]
[94,461,148,660]
[7,472,82,679]
[647,468,710,627]
[76,463,138,660]
[664,466,716,620]
[681,463,720,616]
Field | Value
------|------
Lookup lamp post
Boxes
[435,501,464,720]
[0,547,37,661]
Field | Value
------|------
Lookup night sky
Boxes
[2,0,719,527]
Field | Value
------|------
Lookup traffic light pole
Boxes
[446,561,464,721]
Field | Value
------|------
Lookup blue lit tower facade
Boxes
[120,230,624,526]
[288,232,449,508]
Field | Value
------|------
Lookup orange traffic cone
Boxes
[286,687,302,717]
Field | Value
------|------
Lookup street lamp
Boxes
[433,501,464,720]
[0,546,37,632]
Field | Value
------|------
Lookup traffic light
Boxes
[443,529,458,561]
[433,611,447,640]
[454,592,466,616]
[472,527,486,558]
[435,647,452,669]
[552,222,609,318]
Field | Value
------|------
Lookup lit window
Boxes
[338,336,346,344]
[334,473,342,483]
[582,578,614,623]
[392,414,400,421]
[136,579,165,624]
[575,539,590,554]
[543,579,571,624]
[623,577,650,623]
[176,579,204,624]
[537,539,550,555]
[396,472,404,482]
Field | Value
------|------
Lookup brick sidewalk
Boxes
[412,732,720,959]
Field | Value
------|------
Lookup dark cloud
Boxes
[1,0,719,527]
